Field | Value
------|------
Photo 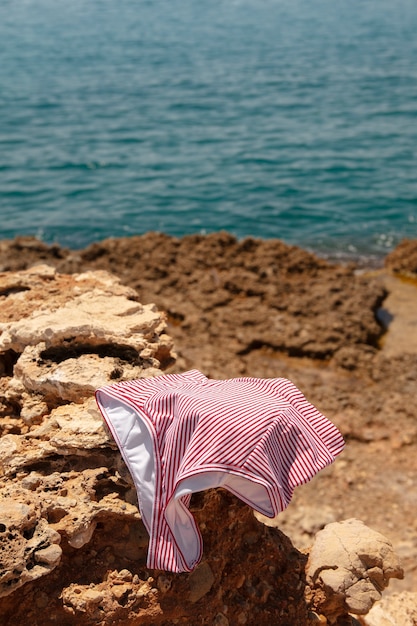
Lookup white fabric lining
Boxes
[164,471,274,566]
[174,471,273,515]
[95,392,156,532]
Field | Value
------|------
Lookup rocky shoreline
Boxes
[0,233,417,625]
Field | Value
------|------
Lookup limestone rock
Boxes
[14,344,161,404]
[0,498,62,597]
[0,266,175,598]
[306,519,404,622]
[61,572,157,620]
[0,398,111,477]
[359,591,417,626]
[0,266,174,379]
[1,490,312,625]
[0,259,409,625]
[0,234,388,370]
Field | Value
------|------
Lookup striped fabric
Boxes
[95,369,345,573]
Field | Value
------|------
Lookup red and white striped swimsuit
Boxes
[95,370,344,573]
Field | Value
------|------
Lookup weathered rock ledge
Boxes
[0,263,405,626]
[0,267,174,601]
[1,235,417,625]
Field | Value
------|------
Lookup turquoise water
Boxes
[1,0,417,258]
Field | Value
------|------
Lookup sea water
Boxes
[1,0,417,259]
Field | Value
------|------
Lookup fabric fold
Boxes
[95,370,345,573]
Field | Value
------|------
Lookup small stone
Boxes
[21,474,41,491]
[68,522,96,549]
[188,562,215,603]
[111,584,130,602]
[34,544,62,567]
[83,589,104,605]
[137,582,150,598]
[117,569,133,582]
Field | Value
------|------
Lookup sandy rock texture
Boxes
[0,266,173,604]
[359,591,417,626]
[0,233,387,372]
[0,233,416,625]
[384,238,417,275]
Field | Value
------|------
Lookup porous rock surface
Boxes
[0,233,388,373]
[384,238,417,275]
[0,263,319,626]
[0,234,415,625]
[359,591,417,626]
[0,266,173,603]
